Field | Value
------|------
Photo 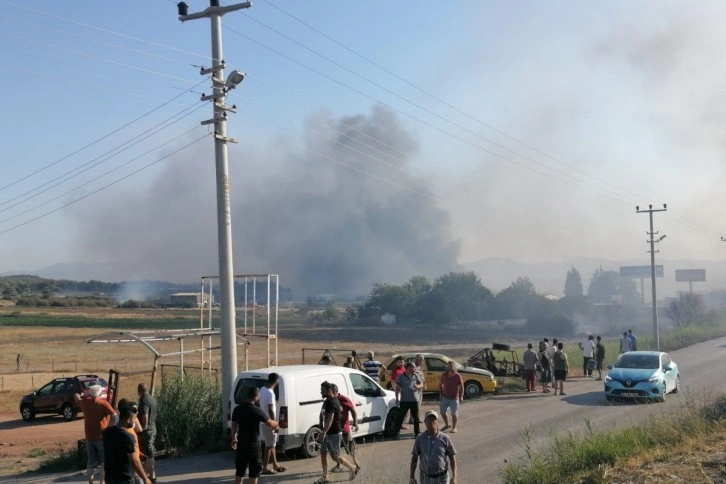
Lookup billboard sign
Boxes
[675,269,706,282]
[620,265,664,278]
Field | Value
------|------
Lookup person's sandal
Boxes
[275,466,288,472]
[349,465,361,481]
[313,478,331,484]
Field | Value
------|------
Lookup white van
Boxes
[228,365,400,457]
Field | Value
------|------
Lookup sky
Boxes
[0,1,725,296]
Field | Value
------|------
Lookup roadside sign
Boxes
[675,269,706,282]
[619,265,664,278]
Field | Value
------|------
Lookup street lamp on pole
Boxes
[177,0,251,425]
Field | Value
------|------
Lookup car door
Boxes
[424,357,448,392]
[50,379,71,411]
[347,373,387,435]
[662,354,675,391]
[33,382,57,412]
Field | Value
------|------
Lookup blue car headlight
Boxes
[648,376,660,383]
[604,375,613,382]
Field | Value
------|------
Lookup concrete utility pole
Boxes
[177,0,251,425]
[636,204,667,351]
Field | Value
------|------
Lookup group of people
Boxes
[75,382,158,484]
[522,330,639,396]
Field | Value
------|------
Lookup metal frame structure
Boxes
[201,274,279,368]
[87,329,250,395]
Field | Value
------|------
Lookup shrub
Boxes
[156,373,224,453]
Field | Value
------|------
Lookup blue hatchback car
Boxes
[604,351,680,402]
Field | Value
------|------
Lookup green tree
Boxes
[41,283,56,299]
[563,266,584,298]
[494,277,544,319]
[427,271,492,321]
[664,293,706,327]
[587,268,638,305]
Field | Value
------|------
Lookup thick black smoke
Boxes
[70,105,460,297]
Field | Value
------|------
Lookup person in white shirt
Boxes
[259,373,287,475]
[578,334,596,377]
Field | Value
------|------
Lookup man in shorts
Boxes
[103,399,150,484]
[330,383,360,473]
[230,387,278,484]
[315,381,359,483]
[439,360,463,433]
[74,384,115,484]
[595,335,606,381]
[259,373,286,475]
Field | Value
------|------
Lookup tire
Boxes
[301,426,322,458]
[20,404,35,422]
[658,384,666,403]
[673,375,680,394]
[61,403,77,421]
[464,381,482,399]
[604,395,614,403]
[383,408,401,438]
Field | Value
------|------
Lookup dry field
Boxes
[0,308,491,475]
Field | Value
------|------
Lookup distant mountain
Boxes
[464,257,726,297]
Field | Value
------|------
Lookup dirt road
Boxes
[6,336,725,483]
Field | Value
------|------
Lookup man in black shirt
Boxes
[230,386,278,484]
[315,381,359,484]
[103,399,150,484]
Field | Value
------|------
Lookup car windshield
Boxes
[82,378,107,388]
[615,354,660,369]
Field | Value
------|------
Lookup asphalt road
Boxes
[9,336,726,484]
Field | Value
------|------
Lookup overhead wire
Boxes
[0,125,206,226]
[0,101,206,212]
[255,1,721,246]
[0,133,210,237]
[0,76,209,193]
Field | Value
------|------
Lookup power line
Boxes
[0,77,208,193]
[0,125,205,227]
[0,133,209,237]
[0,102,206,212]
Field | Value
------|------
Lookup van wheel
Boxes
[301,426,322,458]
[383,408,402,437]
[464,381,482,399]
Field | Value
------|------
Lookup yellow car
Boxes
[381,352,496,399]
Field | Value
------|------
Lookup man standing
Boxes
[409,411,457,484]
[136,383,157,483]
[552,342,569,396]
[396,362,424,436]
[230,387,279,484]
[103,399,150,484]
[620,332,633,353]
[439,361,463,433]
[547,339,558,389]
[595,336,606,381]
[343,356,354,368]
[578,334,596,377]
[627,329,638,351]
[363,351,384,383]
[316,382,359,483]
[522,343,537,392]
[74,384,116,484]
[259,373,286,475]
[410,355,426,425]
[330,383,360,474]
[16,353,21,371]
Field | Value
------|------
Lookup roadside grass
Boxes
[0,314,197,329]
[35,444,82,473]
[501,392,726,483]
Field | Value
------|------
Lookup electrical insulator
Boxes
[211,0,220,6]
[177,2,188,16]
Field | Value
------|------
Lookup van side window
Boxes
[233,378,278,404]
[349,373,379,397]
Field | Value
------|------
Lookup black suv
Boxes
[19,374,108,422]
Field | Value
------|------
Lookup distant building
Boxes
[381,313,396,326]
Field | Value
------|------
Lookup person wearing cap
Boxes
[74,384,115,484]
[410,410,457,484]
[137,383,158,483]
[103,398,151,484]
[363,351,384,382]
